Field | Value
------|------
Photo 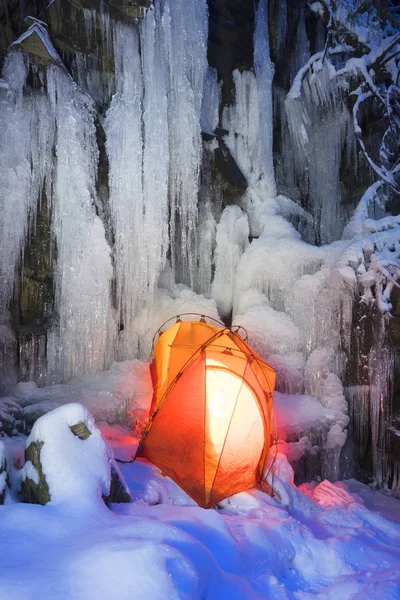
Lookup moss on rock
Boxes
[21,440,51,505]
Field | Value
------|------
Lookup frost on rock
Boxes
[21,403,130,507]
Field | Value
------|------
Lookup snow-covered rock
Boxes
[21,403,130,507]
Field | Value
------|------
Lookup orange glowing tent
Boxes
[138,314,276,508]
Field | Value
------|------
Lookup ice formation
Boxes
[254,0,276,202]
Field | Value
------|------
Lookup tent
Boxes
[138,314,276,508]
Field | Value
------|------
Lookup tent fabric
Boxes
[139,317,276,508]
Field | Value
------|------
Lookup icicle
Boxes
[105,12,170,359]
[162,0,208,285]
[222,70,263,188]
[194,199,216,297]
[138,5,170,351]
[254,0,276,200]
[46,66,115,382]
[201,66,221,136]
[74,7,113,107]
[221,1,276,235]
[105,23,145,357]
[163,0,208,283]
[211,206,249,319]
[367,316,394,487]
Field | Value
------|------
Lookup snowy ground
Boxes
[0,364,399,599]
[1,425,400,600]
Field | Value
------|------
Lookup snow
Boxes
[308,2,325,19]
[8,359,152,428]
[275,391,336,439]
[0,428,400,599]
[11,20,63,66]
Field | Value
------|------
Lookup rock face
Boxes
[207,0,255,105]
